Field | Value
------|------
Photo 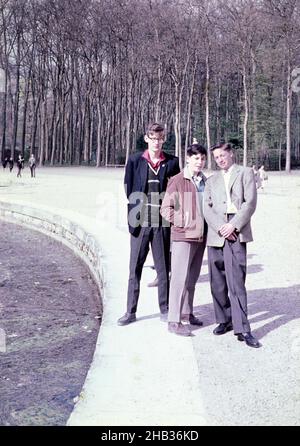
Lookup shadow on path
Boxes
[197,257,263,283]
[193,284,300,340]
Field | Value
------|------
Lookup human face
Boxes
[144,131,165,155]
[212,148,234,170]
[187,153,206,176]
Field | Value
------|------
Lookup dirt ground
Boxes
[0,220,102,426]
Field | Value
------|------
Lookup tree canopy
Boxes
[1,0,300,170]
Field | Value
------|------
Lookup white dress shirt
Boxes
[223,165,238,214]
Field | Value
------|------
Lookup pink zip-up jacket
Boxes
[161,166,207,242]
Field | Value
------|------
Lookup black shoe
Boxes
[213,322,233,335]
[168,322,192,337]
[117,312,136,326]
[237,332,261,348]
[182,314,203,326]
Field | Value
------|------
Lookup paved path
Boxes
[0,167,299,426]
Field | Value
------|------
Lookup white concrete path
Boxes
[0,167,299,426]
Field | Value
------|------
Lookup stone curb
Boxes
[0,200,104,295]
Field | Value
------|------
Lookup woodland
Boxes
[1,0,300,170]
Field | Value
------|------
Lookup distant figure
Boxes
[258,165,268,190]
[17,155,24,178]
[2,157,8,170]
[8,158,14,172]
[29,154,36,178]
[252,165,262,189]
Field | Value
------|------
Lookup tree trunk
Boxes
[185,56,198,157]
[39,99,47,164]
[251,48,258,166]
[32,97,41,165]
[205,55,211,169]
[96,97,102,167]
[50,113,60,165]
[1,65,8,160]
[215,76,221,143]
[89,108,94,163]
[69,93,74,164]
[83,98,90,163]
[285,60,291,172]
[21,76,30,157]
[174,83,182,167]
[59,95,65,165]
[125,72,133,164]
[11,63,20,160]
[242,63,249,167]
[44,100,49,162]
[279,134,282,171]
[225,80,229,141]
[155,62,162,122]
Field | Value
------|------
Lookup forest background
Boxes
[1,0,300,171]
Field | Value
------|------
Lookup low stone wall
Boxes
[0,200,104,301]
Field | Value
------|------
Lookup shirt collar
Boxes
[222,164,235,175]
[142,149,166,169]
[184,165,205,182]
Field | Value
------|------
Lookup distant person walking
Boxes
[2,157,8,170]
[8,157,14,172]
[252,165,262,189]
[29,154,36,178]
[204,142,261,348]
[258,165,268,190]
[16,155,24,178]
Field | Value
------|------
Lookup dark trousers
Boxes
[30,165,36,177]
[126,226,170,315]
[207,239,251,334]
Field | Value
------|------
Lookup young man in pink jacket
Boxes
[161,143,207,336]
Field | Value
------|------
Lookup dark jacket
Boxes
[124,151,180,236]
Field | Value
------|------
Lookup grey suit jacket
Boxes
[203,164,257,247]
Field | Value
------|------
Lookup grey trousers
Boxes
[168,241,206,323]
[207,239,251,334]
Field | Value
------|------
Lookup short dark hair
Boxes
[210,142,232,152]
[146,122,165,135]
[187,143,207,157]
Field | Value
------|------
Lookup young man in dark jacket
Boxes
[118,123,180,326]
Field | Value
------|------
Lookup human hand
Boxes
[219,223,235,238]
[226,233,238,241]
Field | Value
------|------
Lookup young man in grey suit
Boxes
[203,142,261,348]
